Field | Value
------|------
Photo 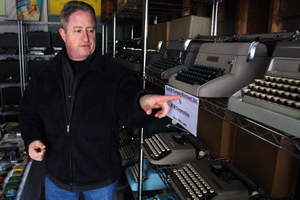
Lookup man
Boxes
[18,1,180,200]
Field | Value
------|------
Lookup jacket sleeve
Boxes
[18,78,45,152]
[116,70,156,128]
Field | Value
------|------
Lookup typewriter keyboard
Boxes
[171,163,215,199]
[119,144,134,160]
[144,134,171,160]
[130,163,147,182]
[242,75,300,119]
[175,64,225,85]
[148,58,180,72]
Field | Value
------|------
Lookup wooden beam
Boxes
[269,0,283,32]
[235,0,249,35]
[182,0,191,16]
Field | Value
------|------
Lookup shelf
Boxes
[102,0,200,24]
[143,75,300,160]
[198,97,300,160]
[145,74,167,89]
[152,164,180,200]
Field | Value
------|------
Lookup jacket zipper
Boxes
[55,56,94,190]
[55,69,74,190]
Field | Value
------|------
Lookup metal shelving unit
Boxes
[102,0,300,199]
[143,75,300,160]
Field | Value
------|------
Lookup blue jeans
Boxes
[45,176,117,200]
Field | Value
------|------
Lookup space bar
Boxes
[243,95,300,119]
[175,76,198,85]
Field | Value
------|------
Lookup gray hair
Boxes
[60,1,97,30]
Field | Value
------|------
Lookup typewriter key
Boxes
[274,77,281,82]
[276,83,283,89]
[277,90,285,97]
[294,102,300,109]
[264,81,271,87]
[259,86,266,93]
[266,95,274,101]
[290,86,298,92]
[284,92,291,98]
[281,78,288,83]
[279,98,288,105]
[287,79,294,85]
[271,89,278,95]
[264,75,271,81]
[248,83,255,89]
[260,93,267,99]
[287,100,295,107]
[294,80,300,86]
[273,97,280,103]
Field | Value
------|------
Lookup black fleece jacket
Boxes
[18,48,155,192]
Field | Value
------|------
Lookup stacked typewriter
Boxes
[118,118,180,199]
[168,42,271,98]
[0,33,19,55]
[112,38,164,73]
[146,39,203,80]
[228,40,300,137]
[140,129,263,200]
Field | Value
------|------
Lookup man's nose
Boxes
[82,31,89,41]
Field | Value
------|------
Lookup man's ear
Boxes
[59,28,66,42]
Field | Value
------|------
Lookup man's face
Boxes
[59,10,96,61]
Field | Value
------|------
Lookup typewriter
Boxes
[51,32,64,55]
[119,128,140,167]
[119,141,139,167]
[141,132,208,165]
[228,40,300,137]
[1,86,21,112]
[146,39,202,80]
[233,31,296,56]
[169,157,252,200]
[125,158,166,191]
[168,42,271,97]
[0,60,20,83]
[27,31,52,55]
[0,33,19,55]
[119,127,134,147]
[113,39,164,73]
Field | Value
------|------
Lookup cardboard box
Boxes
[170,15,211,40]
[148,21,172,52]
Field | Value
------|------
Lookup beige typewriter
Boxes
[228,41,300,137]
[168,42,271,97]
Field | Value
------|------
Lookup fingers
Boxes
[154,102,170,118]
[28,140,46,161]
[140,94,181,118]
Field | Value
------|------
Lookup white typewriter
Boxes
[168,42,271,97]
[228,41,300,137]
[146,39,202,80]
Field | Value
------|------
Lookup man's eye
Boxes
[88,29,94,33]
[75,30,81,33]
